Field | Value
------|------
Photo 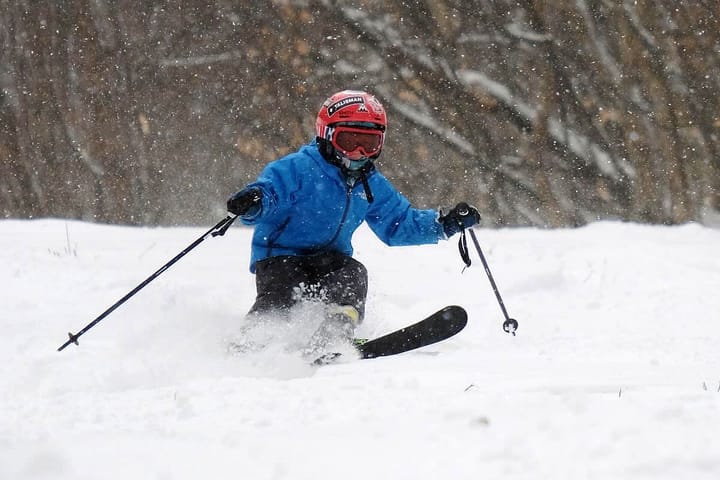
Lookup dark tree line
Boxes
[2,0,719,227]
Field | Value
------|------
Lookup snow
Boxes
[2,218,720,480]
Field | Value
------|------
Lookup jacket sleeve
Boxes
[364,172,445,246]
[239,158,299,225]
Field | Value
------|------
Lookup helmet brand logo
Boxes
[327,96,364,116]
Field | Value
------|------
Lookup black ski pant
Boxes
[249,252,368,321]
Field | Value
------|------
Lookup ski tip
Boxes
[443,305,466,312]
[442,305,468,322]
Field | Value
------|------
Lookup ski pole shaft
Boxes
[57,215,237,351]
[468,228,510,320]
[467,228,518,335]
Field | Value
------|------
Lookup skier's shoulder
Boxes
[265,141,323,172]
[365,164,397,192]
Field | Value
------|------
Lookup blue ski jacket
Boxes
[240,140,445,272]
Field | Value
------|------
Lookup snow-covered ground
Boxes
[2,218,719,479]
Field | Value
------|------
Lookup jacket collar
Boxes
[301,139,375,181]
[301,140,376,202]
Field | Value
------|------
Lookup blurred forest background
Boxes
[2,0,719,227]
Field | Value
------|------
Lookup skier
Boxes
[227,90,479,354]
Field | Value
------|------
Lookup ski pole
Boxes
[467,228,519,336]
[57,215,238,351]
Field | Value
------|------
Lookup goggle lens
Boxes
[333,129,383,157]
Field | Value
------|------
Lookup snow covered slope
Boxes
[2,219,719,479]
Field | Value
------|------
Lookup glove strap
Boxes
[458,228,471,271]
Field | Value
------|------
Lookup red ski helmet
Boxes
[316,90,387,160]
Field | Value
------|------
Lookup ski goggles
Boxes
[330,125,384,160]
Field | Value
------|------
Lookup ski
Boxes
[313,305,467,365]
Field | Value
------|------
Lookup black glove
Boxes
[227,187,263,217]
[439,202,481,238]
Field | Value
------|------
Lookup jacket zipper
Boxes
[320,182,353,250]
